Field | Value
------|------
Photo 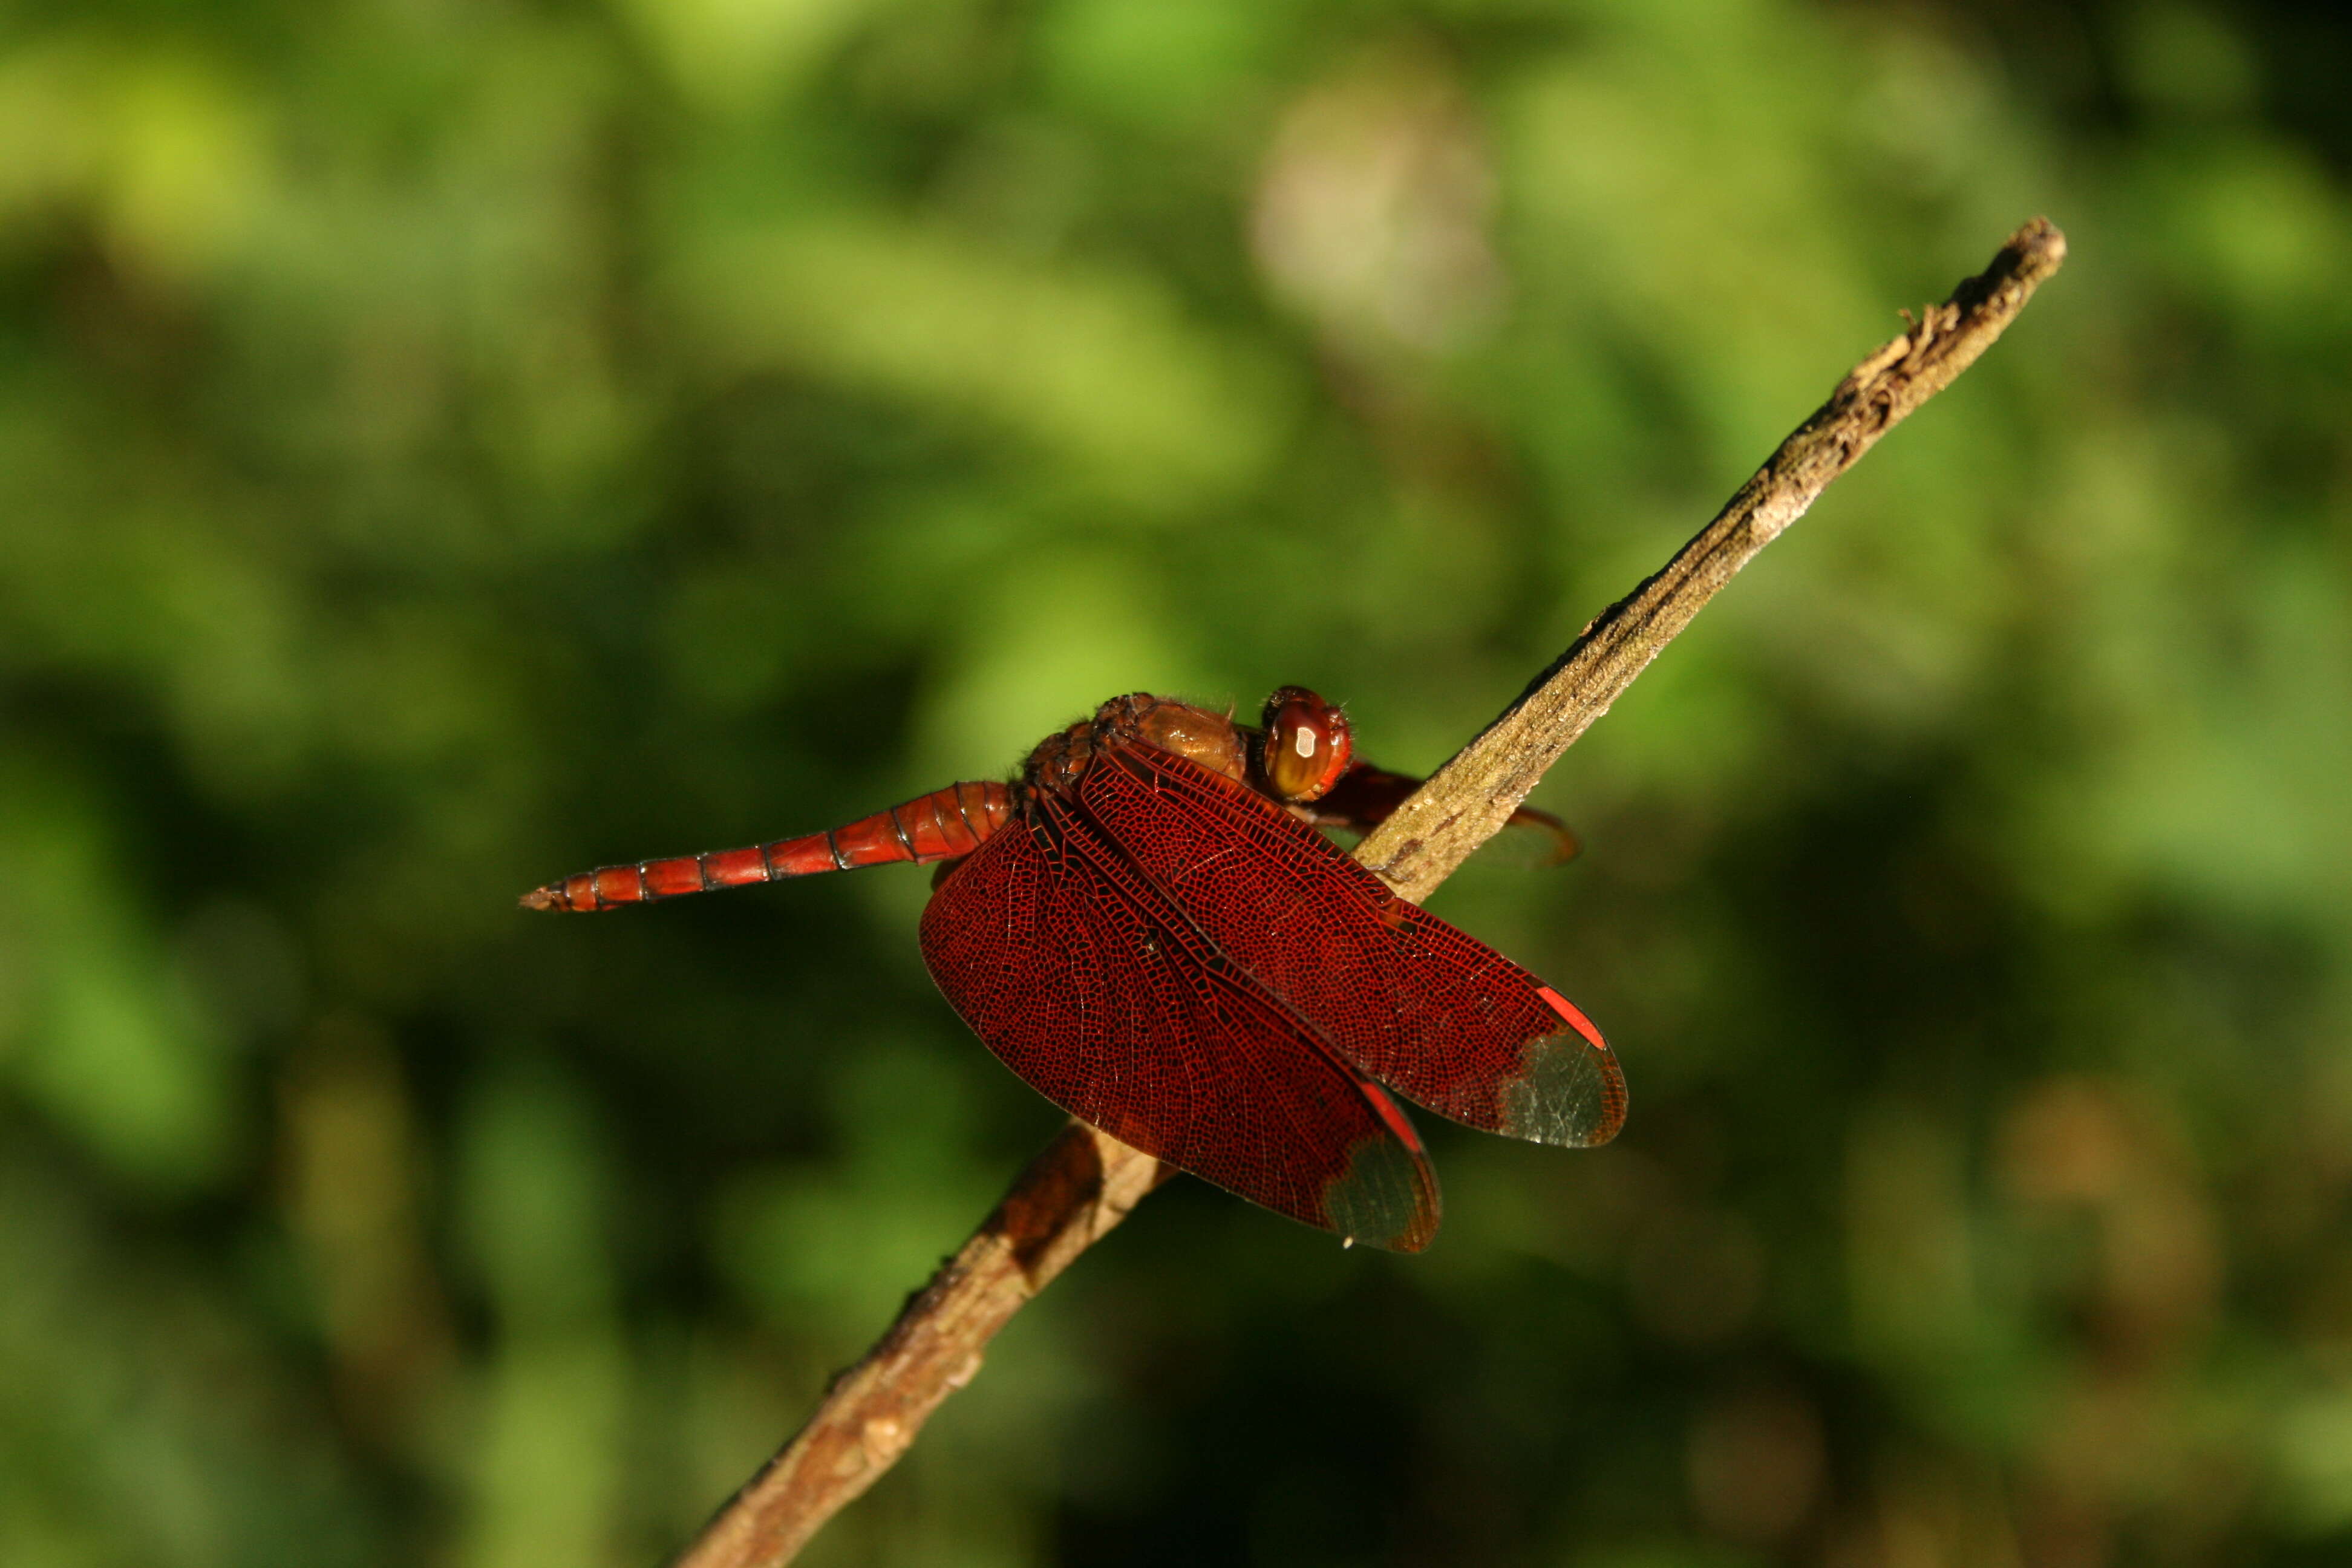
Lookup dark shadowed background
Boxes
[4,2,2350,1565]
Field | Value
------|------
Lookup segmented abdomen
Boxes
[520,780,1015,912]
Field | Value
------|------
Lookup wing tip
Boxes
[1500,1010,1630,1149]
[1322,1125,1442,1252]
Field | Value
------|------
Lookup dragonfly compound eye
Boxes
[1258,686,1354,803]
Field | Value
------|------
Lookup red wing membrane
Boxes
[919,802,1440,1251]
[1079,746,1626,1148]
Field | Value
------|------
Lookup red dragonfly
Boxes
[523,688,1624,1250]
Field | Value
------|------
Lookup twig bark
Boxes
[671,217,2067,1568]
[1358,218,2067,900]
[673,1122,1168,1568]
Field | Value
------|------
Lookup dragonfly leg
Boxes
[1294,762,1579,864]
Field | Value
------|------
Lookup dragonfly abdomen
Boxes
[520,780,1016,912]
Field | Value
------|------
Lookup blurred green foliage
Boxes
[2,1,2348,1564]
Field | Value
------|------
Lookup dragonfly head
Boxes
[1256,687,1354,804]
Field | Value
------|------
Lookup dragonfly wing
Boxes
[1080,745,1626,1149]
[919,810,1440,1251]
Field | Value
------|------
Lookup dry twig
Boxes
[671,217,2067,1568]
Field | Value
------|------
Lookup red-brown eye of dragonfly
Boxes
[1258,686,1354,803]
